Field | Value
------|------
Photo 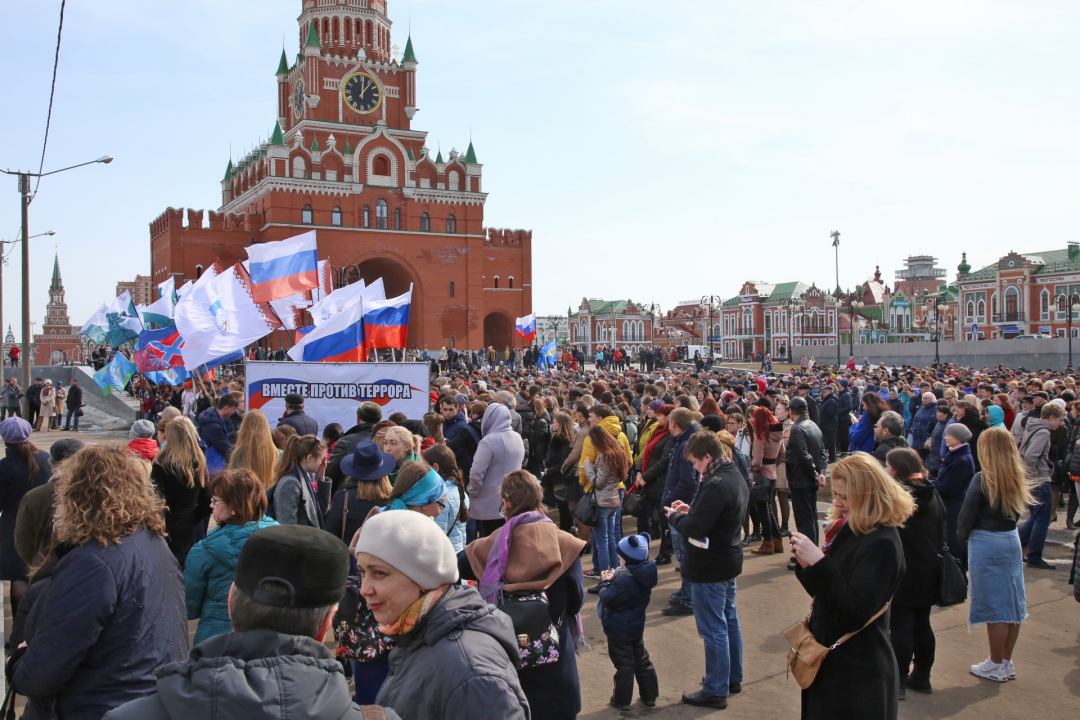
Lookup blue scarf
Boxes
[388,469,446,511]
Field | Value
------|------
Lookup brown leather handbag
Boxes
[784,600,890,689]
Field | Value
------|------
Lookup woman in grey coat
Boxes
[270,435,330,528]
[468,403,525,537]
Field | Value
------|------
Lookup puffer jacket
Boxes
[184,518,278,646]
[597,560,657,642]
[275,410,318,437]
[528,411,552,467]
[909,403,938,450]
[376,584,529,720]
[578,415,632,490]
[196,406,235,460]
[871,434,909,468]
[14,527,189,720]
[102,630,393,720]
[585,452,624,508]
[468,404,526,521]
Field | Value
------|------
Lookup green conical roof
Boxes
[465,141,477,164]
[958,252,971,275]
[277,48,289,74]
[222,159,233,180]
[50,253,62,290]
[407,148,415,161]
[402,35,417,63]
[343,140,352,154]
[311,136,320,152]
[270,122,285,146]
[305,21,321,48]
[436,150,444,163]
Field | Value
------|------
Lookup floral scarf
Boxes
[378,585,448,636]
[822,515,847,555]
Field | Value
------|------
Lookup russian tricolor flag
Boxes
[287,299,366,363]
[246,231,319,303]
[363,286,412,355]
[515,312,537,342]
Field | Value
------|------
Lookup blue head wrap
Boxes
[388,468,446,511]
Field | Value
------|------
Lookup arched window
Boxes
[448,170,460,191]
[494,276,500,288]
[373,155,390,176]
[331,206,342,226]
[446,214,457,233]
[292,156,306,179]
[376,199,388,229]
[420,212,430,232]
[302,204,313,224]
[322,18,329,40]
[394,207,401,230]
[363,206,370,228]
[449,335,456,348]
[508,276,513,288]
[967,301,975,319]
[449,281,455,297]
[195,264,204,278]
[345,18,352,42]
[977,300,985,318]
[623,321,629,339]
[332,17,340,41]
[1041,289,1050,319]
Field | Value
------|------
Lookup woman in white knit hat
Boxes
[355,509,529,720]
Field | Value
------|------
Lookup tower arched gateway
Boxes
[484,311,513,351]
[148,1,532,351]
[355,255,422,351]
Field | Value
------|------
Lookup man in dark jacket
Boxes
[785,396,828,571]
[872,411,910,468]
[63,377,83,431]
[836,379,853,454]
[276,392,319,436]
[197,394,239,466]
[326,401,383,492]
[26,377,43,429]
[437,394,467,442]
[666,430,749,710]
[104,525,396,720]
[660,407,701,616]
[798,384,820,426]
[818,384,839,463]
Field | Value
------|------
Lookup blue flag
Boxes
[538,340,557,369]
[94,353,137,396]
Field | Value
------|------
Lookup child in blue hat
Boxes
[596,532,659,711]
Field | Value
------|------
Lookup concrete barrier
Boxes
[3,366,137,422]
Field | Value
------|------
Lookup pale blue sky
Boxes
[3,1,1079,340]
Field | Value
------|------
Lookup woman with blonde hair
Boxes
[227,409,278,489]
[790,453,914,719]
[12,445,188,718]
[957,426,1034,682]
[381,425,421,486]
[151,417,210,566]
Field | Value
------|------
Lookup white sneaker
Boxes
[1003,660,1016,680]
[970,658,1008,682]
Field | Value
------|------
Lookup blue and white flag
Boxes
[538,340,557,369]
[94,352,136,396]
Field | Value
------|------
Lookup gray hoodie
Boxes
[1019,417,1053,483]
[102,630,393,720]
[377,584,529,720]
[468,403,526,520]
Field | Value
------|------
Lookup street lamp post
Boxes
[847,293,864,361]
[1067,294,1080,369]
[919,295,944,365]
[832,230,841,365]
[2,156,112,409]
[700,295,721,363]
[643,303,660,350]
[781,297,800,364]
[0,230,54,368]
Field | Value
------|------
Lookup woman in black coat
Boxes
[150,419,211,567]
[884,448,946,696]
[543,413,576,532]
[791,453,914,720]
[0,419,52,618]
[636,406,673,560]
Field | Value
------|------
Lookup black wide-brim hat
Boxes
[341,441,398,481]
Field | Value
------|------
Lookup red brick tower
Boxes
[150,0,532,352]
[33,254,85,365]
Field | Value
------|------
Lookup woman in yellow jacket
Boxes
[578,406,632,579]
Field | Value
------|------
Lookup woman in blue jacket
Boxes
[849,393,887,454]
[185,468,277,645]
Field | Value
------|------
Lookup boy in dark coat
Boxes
[597,533,660,711]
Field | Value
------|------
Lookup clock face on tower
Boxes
[342,71,382,114]
[292,78,306,119]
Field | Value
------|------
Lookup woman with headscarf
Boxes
[37,380,55,432]
[459,470,586,720]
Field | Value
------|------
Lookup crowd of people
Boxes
[0,348,1077,719]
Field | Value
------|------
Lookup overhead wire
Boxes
[30,0,67,204]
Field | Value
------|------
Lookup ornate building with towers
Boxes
[150,0,532,351]
[33,254,84,365]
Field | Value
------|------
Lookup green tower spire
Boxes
[276,48,289,74]
[343,140,352,155]
[465,141,478,164]
[222,159,233,181]
[270,122,285,146]
[402,35,417,63]
[436,150,444,164]
[311,136,320,152]
[50,253,62,292]
[305,21,321,49]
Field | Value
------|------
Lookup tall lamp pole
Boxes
[919,295,942,365]
[831,230,841,365]
[847,293,864,362]
[644,303,660,350]
[2,156,112,410]
[701,295,721,362]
